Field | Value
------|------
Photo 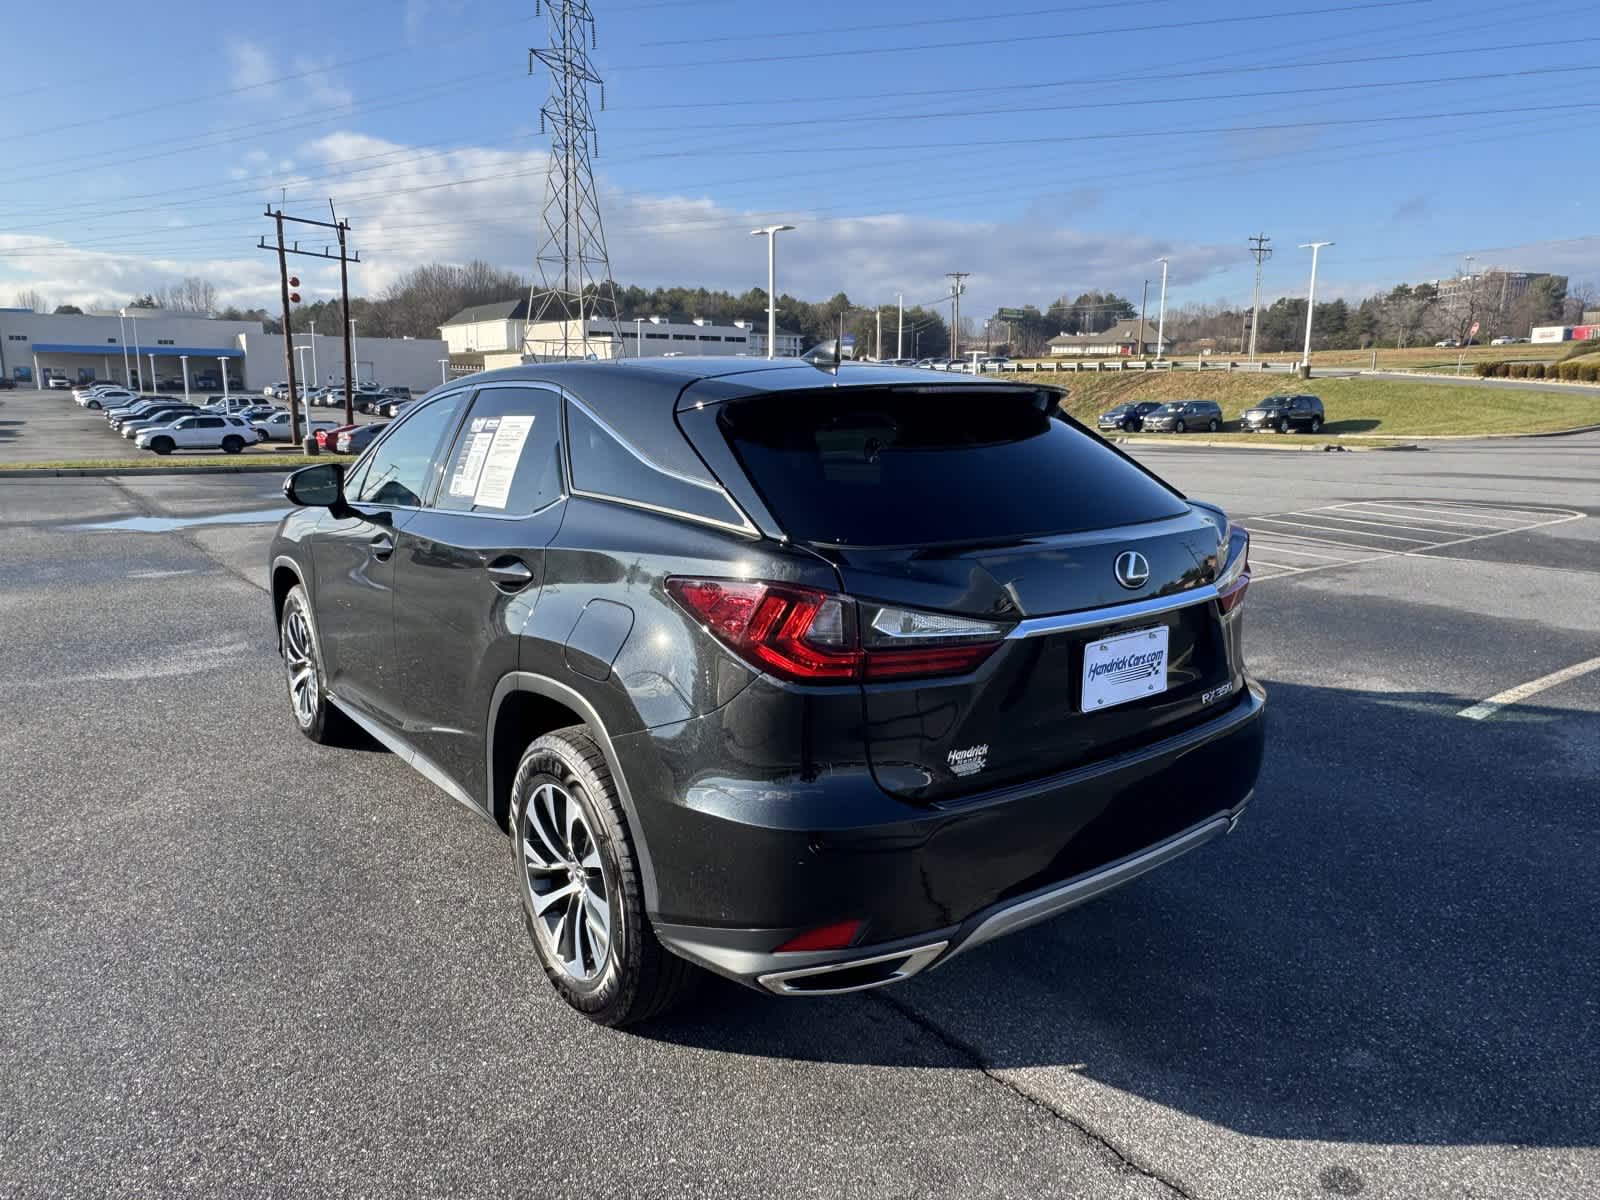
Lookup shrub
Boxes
[1527,362,1545,379]
[1558,361,1580,381]
[1509,363,1528,378]
[1581,363,1600,383]
[1473,361,1497,377]
[1495,361,1512,377]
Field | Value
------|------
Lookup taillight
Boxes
[666,578,1008,683]
[1216,527,1250,616]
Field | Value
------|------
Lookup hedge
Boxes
[1509,363,1529,378]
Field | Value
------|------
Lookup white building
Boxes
[439,301,802,370]
[0,306,446,393]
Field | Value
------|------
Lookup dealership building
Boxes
[0,306,448,393]
[439,300,803,373]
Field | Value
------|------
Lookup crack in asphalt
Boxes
[872,991,1196,1200]
[100,475,271,595]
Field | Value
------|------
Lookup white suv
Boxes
[135,414,264,455]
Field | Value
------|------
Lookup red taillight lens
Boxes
[666,578,1006,683]
[1216,528,1250,616]
[773,919,864,954]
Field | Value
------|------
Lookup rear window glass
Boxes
[720,390,1188,546]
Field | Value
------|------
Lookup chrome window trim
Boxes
[564,392,759,536]
[1006,583,1218,639]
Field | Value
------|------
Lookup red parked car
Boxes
[316,423,359,450]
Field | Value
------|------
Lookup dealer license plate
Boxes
[1081,626,1170,712]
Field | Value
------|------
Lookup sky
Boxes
[2,0,1597,323]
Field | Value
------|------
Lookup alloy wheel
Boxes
[282,606,319,728]
[520,782,612,983]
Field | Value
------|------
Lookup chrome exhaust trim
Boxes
[757,941,949,997]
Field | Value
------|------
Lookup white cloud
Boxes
[226,38,276,93]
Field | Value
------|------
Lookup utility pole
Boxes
[1298,241,1334,370]
[751,225,795,359]
[269,210,300,444]
[333,200,355,426]
[946,272,969,359]
[1138,278,1149,356]
[260,203,360,442]
[875,308,882,361]
[897,293,903,360]
[1155,257,1169,361]
[1247,233,1271,361]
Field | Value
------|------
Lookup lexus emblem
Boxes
[1114,550,1151,590]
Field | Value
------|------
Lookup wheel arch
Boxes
[271,555,309,650]
[487,672,660,909]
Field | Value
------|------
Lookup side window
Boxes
[197,417,224,428]
[174,418,195,429]
[567,398,747,530]
[435,386,563,514]
[352,392,467,509]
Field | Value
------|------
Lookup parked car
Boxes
[200,397,261,416]
[235,404,281,422]
[379,397,414,418]
[1239,394,1325,434]
[250,411,341,442]
[135,414,263,455]
[78,387,139,410]
[156,378,187,393]
[0,377,16,389]
[264,382,288,398]
[334,422,385,454]
[269,359,1263,1026]
[379,386,412,400]
[193,374,222,390]
[316,423,359,450]
[46,377,72,390]
[106,397,183,421]
[1141,400,1224,433]
[118,407,202,437]
[1096,401,1164,433]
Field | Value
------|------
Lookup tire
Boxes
[221,435,244,454]
[1122,418,1136,432]
[1276,417,1291,434]
[279,584,356,745]
[1309,415,1324,433]
[1174,419,1186,433]
[87,400,101,410]
[1208,418,1220,432]
[510,727,699,1027]
[150,437,174,456]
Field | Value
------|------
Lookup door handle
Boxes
[369,532,394,561]
[487,556,534,592]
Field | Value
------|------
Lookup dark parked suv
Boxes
[1141,400,1224,433]
[270,359,1264,1026]
[1095,401,1163,433]
[1240,393,1325,433]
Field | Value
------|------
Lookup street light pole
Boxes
[180,355,190,403]
[635,317,643,358]
[130,310,142,390]
[117,309,132,386]
[1155,257,1169,361]
[148,352,158,394]
[897,293,904,360]
[437,358,449,386]
[750,224,795,359]
[1298,241,1334,370]
[308,319,318,387]
[218,356,230,399]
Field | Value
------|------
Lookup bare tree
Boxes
[153,277,219,315]
[13,288,48,312]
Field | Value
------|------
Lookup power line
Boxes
[608,0,1428,70]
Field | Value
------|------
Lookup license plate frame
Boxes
[1081,625,1170,712]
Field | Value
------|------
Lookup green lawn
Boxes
[1034,373,1600,437]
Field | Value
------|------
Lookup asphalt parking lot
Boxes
[0,387,382,462]
[1,436,1596,1199]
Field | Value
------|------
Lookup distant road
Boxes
[1347,370,1600,395]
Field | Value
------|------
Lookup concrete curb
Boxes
[1338,423,1600,441]
[0,462,302,479]
[1112,437,1416,453]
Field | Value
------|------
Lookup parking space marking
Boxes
[1457,655,1600,720]
[1241,500,1586,585]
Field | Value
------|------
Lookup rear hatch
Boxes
[714,385,1233,804]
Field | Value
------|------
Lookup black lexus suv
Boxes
[270,359,1264,1026]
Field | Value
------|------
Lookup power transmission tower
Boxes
[523,0,620,362]
[1247,233,1272,361]
[946,272,969,358]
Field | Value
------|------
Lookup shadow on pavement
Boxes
[638,678,1600,1149]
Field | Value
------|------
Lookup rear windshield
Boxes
[719,389,1188,546]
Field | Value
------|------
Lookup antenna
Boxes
[524,0,621,362]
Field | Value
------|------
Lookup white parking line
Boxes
[1329,506,1506,534]
[1407,500,1578,522]
[1457,655,1600,720]
[1247,542,1353,561]
[1292,510,1472,537]
[1334,504,1515,531]
[1249,516,1432,543]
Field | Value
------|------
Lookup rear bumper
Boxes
[643,679,1265,994]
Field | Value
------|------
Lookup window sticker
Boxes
[447,416,499,498]
[472,414,535,508]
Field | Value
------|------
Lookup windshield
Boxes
[1257,397,1289,408]
[1153,404,1182,414]
[721,389,1187,546]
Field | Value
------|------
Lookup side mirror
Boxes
[283,462,344,508]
